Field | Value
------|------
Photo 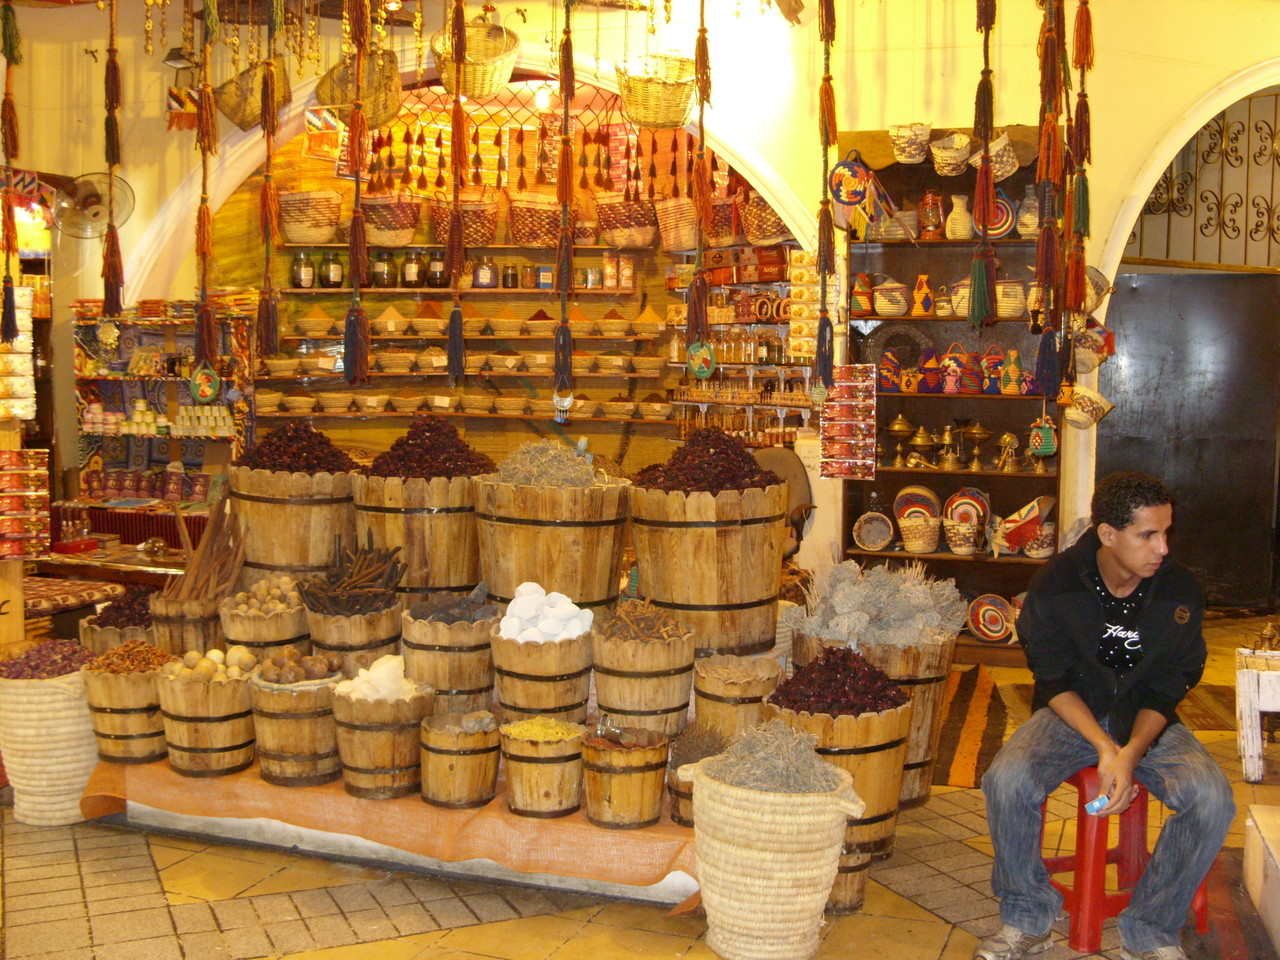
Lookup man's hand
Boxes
[1094,743,1141,816]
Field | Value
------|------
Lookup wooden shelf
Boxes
[853,314,1030,323]
[255,371,661,382]
[852,238,1036,248]
[81,433,233,441]
[874,466,1057,477]
[256,410,677,425]
[279,334,658,342]
[76,376,194,383]
[281,288,637,296]
[281,244,623,251]
[877,392,1048,400]
[845,547,1049,565]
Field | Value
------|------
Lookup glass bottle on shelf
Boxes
[370,251,397,288]
[472,256,498,288]
[756,329,771,365]
[501,263,520,288]
[318,251,344,288]
[426,250,448,288]
[290,251,315,289]
[401,249,425,288]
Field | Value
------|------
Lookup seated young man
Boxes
[976,471,1234,960]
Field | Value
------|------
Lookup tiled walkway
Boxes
[3,612,1278,960]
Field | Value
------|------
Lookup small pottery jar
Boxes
[945,195,974,240]
[1016,184,1041,240]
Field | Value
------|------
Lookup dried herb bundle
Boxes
[769,647,908,717]
[407,583,499,624]
[298,531,406,616]
[496,439,599,487]
[234,419,358,474]
[632,427,781,494]
[367,416,495,479]
[88,586,157,629]
[702,719,841,794]
[602,599,689,643]
[667,726,727,772]
[782,560,966,647]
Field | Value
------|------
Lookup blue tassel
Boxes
[446,302,465,386]
[343,302,370,385]
[553,319,574,394]
[1034,327,1060,398]
[816,309,834,388]
[0,275,15,344]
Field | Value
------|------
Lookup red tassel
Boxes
[685,272,709,348]
[1037,116,1063,183]
[348,209,368,288]
[1073,90,1091,166]
[197,83,218,157]
[346,105,367,176]
[256,289,279,357]
[1073,0,1094,71]
[973,155,995,227]
[343,302,370,385]
[694,27,710,106]
[817,199,835,277]
[446,210,464,279]
[560,30,575,105]
[819,75,837,150]
[194,300,217,363]
[1,91,18,163]
[1064,238,1086,312]
[350,0,370,55]
[818,0,836,43]
[1035,222,1059,291]
[557,135,574,207]
[260,59,277,138]
[104,49,121,112]
[450,0,466,59]
[102,224,124,318]
[259,176,280,245]
[196,202,214,259]
[104,113,121,169]
[976,0,996,32]
[692,153,713,235]
[1,192,14,258]
[451,97,467,175]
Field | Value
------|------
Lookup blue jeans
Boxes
[981,708,1235,952]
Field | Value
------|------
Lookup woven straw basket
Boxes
[655,197,698,252]
[428,195,499,248]
[616,54,697,130]
[686,759,863,960]
[740,192,793,246]
[900,517,941,554]
[0,672,98,825]
[362,195,423,248]
[315,48,404,130]
[942,518,978,556]
[507,192,564,248]
[595,193,658,248]
[430,23,521,100]
[214,56,291,132]
[930,130,971,177]
[704,196,741,248]
[279,190,342,245]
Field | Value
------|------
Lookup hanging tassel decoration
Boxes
[197,78,218,157]
[256,286,279,358]
[1,93,16,165]
[1,1,21,67]
[1033,326,1061,404]
[1073,88,1091,165]
[968,241,996,329]
[348,208,368,288]
[973,153,995,229]
[552,318,573,395]
[1073,0,1093,71]
[816,309,834,388]
[202,0,220,40]
[0,275,15,345]
[692,151,712,233]
[1064,237,1086,312]
[451,96,467,176]
[974,68,994,146]
[259,175,280,245]
[446,302,465,385]
[557,134,574,207]
[559,26,575,105]
[260,58,278,137]
[817,198,835,277]
[976,0,996,31]
[1039,3,1062,115]
[819,74,837,150]
[694,23,710,107]
[196,199,214,259]
[1072,167,1090,238]
[1,193,13,259]
[343,301,370,385]
[1035,218,1059,292]
[102,224,124,318]
[685,271,709,348]
[191,299,215,363]
[350,0,370,55]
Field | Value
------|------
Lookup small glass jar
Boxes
[318,251,344,288]
[501,264,520,288]
[290,251,315,289]
[426,250,448,288]
[401,249,425,288]
[370,250,397,288]
[520,264,538,288]
[472,256,498,289]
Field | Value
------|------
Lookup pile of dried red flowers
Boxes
[769,647,908,717]
[632,427,780,494]
[366,416,495,479]
[234,420,358,473]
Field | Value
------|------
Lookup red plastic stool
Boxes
[1039,766,1209,953]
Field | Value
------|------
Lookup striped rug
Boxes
[932,665,1009,789]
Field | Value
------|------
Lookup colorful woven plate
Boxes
[968,594,1015,643]
[852,511,895,552]
[944,486,990,526]
[893,484,941,520]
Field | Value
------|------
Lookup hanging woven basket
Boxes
[616,54,697,130]
[431,22,521,100]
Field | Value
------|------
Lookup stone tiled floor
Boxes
[2,611,1278,960]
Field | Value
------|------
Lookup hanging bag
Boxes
[214,56,291,132]
[980,345,1005,395]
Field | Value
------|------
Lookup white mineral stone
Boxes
[579,608,594,630]
[544,591,571,607]
[499,615,523,639]
[518,627,546,644]
[507,596,543,621]
[559,616,584,639]
[514,581,546,599]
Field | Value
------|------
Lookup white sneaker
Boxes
[972,924,1053,960]
[1119,948,1190,960]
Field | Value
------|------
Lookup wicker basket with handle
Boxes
[595,193,658,248]
[616,54,697,130]
[703,196,742,248]
[279,191,342,245]
[655,197,698,252]
[214,56,291,132]
[739,191,793,246]
[428,192,499,248]
[361,194,423,248]
[507,192,564,248]
[315,48,403,130]
[430,22,521,100]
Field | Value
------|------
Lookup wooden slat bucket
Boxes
[583,733,669,829]
[353,475,481,601]
[333,687,433,798]
[667,766,694,827]
[629,484,787,656]
[229,466,355,584]
[401,613,495,714]
[693,655,781,741]
[220,600,311,659]
[790,632,845,670]
[591,628,695,736]
[767,702,914,914]
[491,631,592,723]
[79,623,152,656]
[307,604,403,678]
[80,668,167,764]
[500,724,586,818]
[249,674,341,787]
[420,714,500,808]
[856,632,958,808]
[149,596,222,656]
[473,478,630,610]
[157,676,255,778]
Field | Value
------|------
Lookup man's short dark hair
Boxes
[1091,471,1173,531]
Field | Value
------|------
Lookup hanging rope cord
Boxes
[552,0,576,398]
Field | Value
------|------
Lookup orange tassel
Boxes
[347,104,367,176]
[819,75,836,149]
[560,30,575,105]
[259,176,280,245]
[695,27,710,107]
[692,153,713,235]
[450,0,466,58]
[196,201,213,259]
[1073,0,1094,72]
[557,135,574,207]
[1064,238,1086,312]
[260,58,277,138]
[451,97,467,175]
[197,83,218,157]
[350,0,370,55]
[1037,116,1064,183]
[973,155,995,228]
[2,192,14,257]
[818,0,836,43]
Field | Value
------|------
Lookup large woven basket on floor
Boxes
[0,672,98,825]
[687,759,863,960]
[430,22,521,100]
[616,54,697,130]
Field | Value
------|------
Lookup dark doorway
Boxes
[1098,272,1280,607]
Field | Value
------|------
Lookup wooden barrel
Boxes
[229,466,355,584]
[790,632,845,670]
[629,484,787,656]
[583,734,669,829]
[249,674,341,787]
[500,726,586,818]
[591,627,695,735]
[220,600,311,659]
[857,632,958,808]
[80,668,166,764]
[333,687,433,799]
[307,604,403,678]
[491,631,592,723]
[693,655,781,741]
[353,475,480,602]
[79,622,152,656]
[473,478,629,610]
[667,766,694,827]
[149,596,222,656]
[767,701,914,914]
[157,676,255,778]
[401,613,495,714]
[420,715,500,808]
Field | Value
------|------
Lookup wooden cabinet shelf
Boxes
[845,547,1049,565]
[281,287,636,296]
[257,410,675,426]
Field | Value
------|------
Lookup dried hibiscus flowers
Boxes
[367,416,495,479]
[769,646,908,717]
[234,420,357,474]
[632,427,780,494]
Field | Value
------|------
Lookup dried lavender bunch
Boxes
[702,719,841,794]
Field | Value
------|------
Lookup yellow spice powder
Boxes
[500,716,586,742]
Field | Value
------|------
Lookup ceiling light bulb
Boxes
[534,87,552,111]
[384,0,403,10]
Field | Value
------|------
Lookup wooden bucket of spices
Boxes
[473,478,630,611]
[81,666,169,765]
[78,622,152,656]
[856,631,958,808]
[228,466,356,585]
[767,701,914,914]
[500,716,587,818]
[402,613,495,714]
[582,728,669,829]
[307,604,403,679]
[628,484,788,657]
[333,684,433,799]
[220,597,311,660]
[157,675,256,777]
[591,600,695,736]
[420,711,500,808]
[490,631,592,723]
[249,672,342,787]
[693,655,780,741]
[667,765,695,827]
[665,726,727,829]
[149,596,223,656]
[353,475,481,602]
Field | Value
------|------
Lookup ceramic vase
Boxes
[1016,184,1041,240]
[945,195,973,240]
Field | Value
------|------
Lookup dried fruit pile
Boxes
[88,587,156,629]
[234,420,357,473]
[632,427,781,494]
[86,640,176,674]
[0,639,95,679]
[258,646,342,684]
[769,647,908,717]
[367,416,495,479]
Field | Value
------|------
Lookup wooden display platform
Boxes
[953,632,1027,668]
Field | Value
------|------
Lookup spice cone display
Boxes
[491,630,592,723]
[582,728,669,829]
[693,655,780,740]
[592,600,695,736]
[157,674,255,778]
[353,474,481,599]
[334,684,433,799]
[500,717,587,818]
[229,466,356,583]
[402,613,495,714]
[81,667,168,764]
[250,673,342,787]
[420,712,500,808]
